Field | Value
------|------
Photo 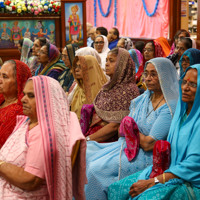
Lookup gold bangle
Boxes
[0,161,5,167]
[163,173,165,184]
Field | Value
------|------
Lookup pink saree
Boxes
[32,75,87,200]
[0,76,86,200]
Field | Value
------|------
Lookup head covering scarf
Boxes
[155,37,171,57]
[137,40,165,83]
[179,48,200,77]
[75,47,102,66]
[31,75,86,199]
[122,37,133,50]
[94,48,140,123]
[95,35,110,70]
[145,57,179,116]
[153,40,165,58]
[163,64,200,187]
[65,43,79,66]
[71,55,107,119]
[36,44,66,76]
[0,60,31,147]
[129,49,143,73]
[20,38,33,64]
[58,44,79,92]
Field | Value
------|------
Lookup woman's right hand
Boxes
[129,179,154,198]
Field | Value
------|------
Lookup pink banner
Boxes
[86,0,169,39]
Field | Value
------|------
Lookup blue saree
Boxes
[108,64,200,200]
[85,58,179,200]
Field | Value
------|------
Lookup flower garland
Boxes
[94,0,117,27]
[142,0,159,17]
[0,0,61,15]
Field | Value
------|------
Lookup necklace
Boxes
[146,95,164,118]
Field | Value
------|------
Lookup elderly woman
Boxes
[108,64,200,200]
[0,75,86,199]
[70,55,107,120]
[94,35,110,70]
[0,60,31,148]
[80,48,139,143]
[58,44,79,92]
[117,38,133,50]
[25,37,47,76]
[35,43,66,80]
[179,48,200,77]
[85,57,179,199]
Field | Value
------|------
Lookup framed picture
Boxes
[61,0,86,48]
[0,19,56,49]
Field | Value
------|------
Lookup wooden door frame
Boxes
[169,0,181,44]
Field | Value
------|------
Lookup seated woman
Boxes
[167,37,192,77]
[94,35,110,70]
[18,38,33,65]
[128,49,143,73]
[70,55,107,120]
[179,48,200,76]
[136,39,165,86]
[108,64,200,200]
[30,37,47,75]
[169,29,190,56]
[35,43,66,80]
[85,57,179,200]
[0,75,86,199]
[0,60,31,148]
[117,38,133,50]
[81,48,139,143]
[75,46,102,66]
[58,44,79,92]
[68,47,104,103]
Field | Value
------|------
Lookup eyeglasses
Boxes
[94,41,104,45]
[143,72,158,79]
[180,79,197,88]
[143,48,154,53]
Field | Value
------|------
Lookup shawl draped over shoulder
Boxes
[0,60,31,147]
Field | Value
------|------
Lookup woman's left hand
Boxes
[129,179,154,198]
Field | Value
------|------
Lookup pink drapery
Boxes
[86,0,169,39]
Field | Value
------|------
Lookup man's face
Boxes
[107,28,117,43]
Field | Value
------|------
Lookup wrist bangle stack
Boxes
[163,173,165,184]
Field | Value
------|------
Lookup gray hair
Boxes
[3,60,17,78]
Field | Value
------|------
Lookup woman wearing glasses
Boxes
[70,55,107,120]
[94,35,110,71]
[136,39,165,85]
[179,48,200,77]
[35,43,66,80]
[85,57,179,199]
[108,64,200,200]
